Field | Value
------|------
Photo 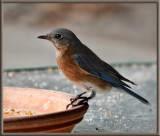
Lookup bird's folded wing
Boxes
[74,55,132,88]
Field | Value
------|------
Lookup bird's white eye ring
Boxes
[55,34,63,39]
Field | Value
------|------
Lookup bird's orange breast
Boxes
[56,53,110,90]
[56,54,88,83]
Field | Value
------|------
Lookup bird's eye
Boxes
[55,34,62,39]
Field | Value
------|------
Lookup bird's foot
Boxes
[66,92,86,109]
[72,97,90,107]
[70,94,86,103]
[66,96,90,109]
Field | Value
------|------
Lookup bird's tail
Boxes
[120,85,150,105]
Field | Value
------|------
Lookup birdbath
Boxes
[3,87,89,133]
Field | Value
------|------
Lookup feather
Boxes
[74,54,150,105]
[110,83,150,105]
[74,55,133,88]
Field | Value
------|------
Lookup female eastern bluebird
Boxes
[38,28,150,109]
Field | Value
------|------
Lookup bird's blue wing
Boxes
[74,55,130,88]
[74,54,150,105]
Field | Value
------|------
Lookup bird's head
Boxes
[37,28,80,50]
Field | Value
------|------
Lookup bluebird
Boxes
[38,28,150,109]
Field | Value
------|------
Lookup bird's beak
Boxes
[37,35,50,40]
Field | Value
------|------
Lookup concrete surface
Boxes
[3,64,157,133]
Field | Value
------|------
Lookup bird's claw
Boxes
[72,98,89,107]
[66,97,90,109]
[70,98,75,102]
[69,95,83,102]
[66,103,73,109]
[66,97,78,109]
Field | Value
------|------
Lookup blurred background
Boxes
[2,3,157,69]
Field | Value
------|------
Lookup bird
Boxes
[38,28,150,109]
